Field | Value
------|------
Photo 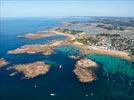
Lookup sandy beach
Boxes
[48,28,76,40]
[8,27,133,61]
[88,46,131,60]
[50,29,132,61]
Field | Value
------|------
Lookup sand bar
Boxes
[18,32,56,39]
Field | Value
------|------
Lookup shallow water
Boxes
[0,17,134,100]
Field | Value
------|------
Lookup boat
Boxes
[50,93,56,96]
[59,65,62,69]
[34,85,37,88]
[85,94,88,96]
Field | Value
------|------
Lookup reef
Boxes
[0,58,8,68]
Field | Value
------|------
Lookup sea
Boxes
[0,17,134,100]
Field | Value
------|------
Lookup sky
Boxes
[1,0,134,17]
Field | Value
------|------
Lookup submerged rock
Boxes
[69,55,81,60]
[0,58,8,68]
[73,58,98,83]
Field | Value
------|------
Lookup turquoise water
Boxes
[0,17,134,100]
[54,45,82,56]
[86,54,134,78]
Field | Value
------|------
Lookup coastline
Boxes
[88,46,131,60]
[8,27,133,62]
[48,29,133,61]
[48,28,76,40]
[73,58,98,83]
[11,61,51,78]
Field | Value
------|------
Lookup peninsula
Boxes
[10,24,134,61]
[49,27,133,61]
[8,44,54,55]
[8,38,133,61]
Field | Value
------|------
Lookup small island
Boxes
[13,61,51,78]
[0,58,8,68]
[18,32,55,39]
[73,58,98,83]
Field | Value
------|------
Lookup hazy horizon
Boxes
[1,0,134,17]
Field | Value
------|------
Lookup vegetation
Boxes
[97,33,120,37]
[56,28,83,35]
[76,37,99,45]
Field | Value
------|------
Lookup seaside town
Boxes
[1,0,134,99]
[1,17,133,83]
